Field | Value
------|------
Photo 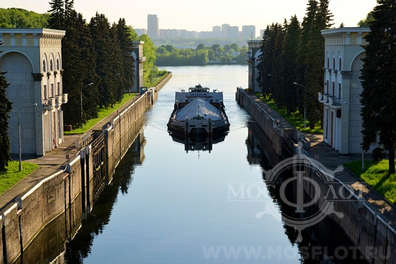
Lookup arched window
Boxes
[56,59,60,70]
[43,60,46,72]
[327,57,330,69]
[50,60,53,71]
[333,58,336,71]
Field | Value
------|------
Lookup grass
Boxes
[146,70,169,88]
[0,161,39,195]
[256,93,323,134]
[345,159,396,203]
[65,93,137,135]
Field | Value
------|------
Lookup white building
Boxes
[0,28,67,156]
[318,27,370,154]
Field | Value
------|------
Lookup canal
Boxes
[63,65,366,264]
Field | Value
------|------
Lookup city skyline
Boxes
[1,0,376,32]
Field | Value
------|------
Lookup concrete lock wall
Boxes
[0,76,168,263]
[236,88,396,264]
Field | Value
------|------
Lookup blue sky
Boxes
[1,0,376,32]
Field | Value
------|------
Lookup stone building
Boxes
[318,27,370,154]
[247,40,263,93]
[131,41,145,92]
[0,28,67,156]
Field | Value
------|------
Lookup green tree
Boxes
[90,13,115,107]
[0,70,12,171]
[117,19,135,93]
[358,11,375,27]
[0,8,49,28]
[361,0,396,174]
[48,0,64,29]
[139,34,158,86]
[282,16,301,112]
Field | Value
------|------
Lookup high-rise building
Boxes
[147,14,159,39]
[242,25,256,40]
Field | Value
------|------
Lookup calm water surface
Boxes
[65,66,361,264]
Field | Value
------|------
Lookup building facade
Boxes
[147,14,159,40]
[319,27,370,154]
[248,40,263,93]
[131,41,145,92]
[0,28,67,156]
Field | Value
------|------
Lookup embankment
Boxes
[236,88,396,263]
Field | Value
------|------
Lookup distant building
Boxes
[242,25,256,40]
[318,27,370,154]
[247,40,263,93]
[0,28,67,156]
[147,14,159,40]
[229,26,239,39]
[134,28,147,36]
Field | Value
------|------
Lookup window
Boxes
[338,83,342,99]
[326,80,329,94]
[43,60,46,72]
[327,58,330,69]
[57,82,61,95]
[50,60,53,71]
[44,85,47,99]
[332,82,335,96]
[339,58,342,71]
[51,84,54,97]
[333,58,336,71]
[57,59,60,70]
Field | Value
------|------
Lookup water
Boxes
[65,65,365,264]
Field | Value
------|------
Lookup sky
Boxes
[1,0,377,33]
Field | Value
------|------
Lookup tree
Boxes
[48,0,64,29]
[116,19,135,93]
[0,71,12,171]
[90,13,115,107]
[139,34,158,87]
[302,0,333,128]
[361,0,396,174]
[358,11,375,27]
[282,16,301,112]
[0,8,49,28]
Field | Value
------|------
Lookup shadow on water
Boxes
[65,136,146,264]
[246,121,369,264]
[11,135,145,264]
[169,133,228,153]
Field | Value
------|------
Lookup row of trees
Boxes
[0,8,48,28]
[361,0,396,174]
[156,44,248,66]
[48,0,137,127]
[258,0,333,128]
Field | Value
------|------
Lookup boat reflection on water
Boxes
[169,131,228,153]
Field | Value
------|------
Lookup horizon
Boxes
[1,0,376,33]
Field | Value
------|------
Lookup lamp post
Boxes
[293,82,307,129]
[81,82,94,123]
